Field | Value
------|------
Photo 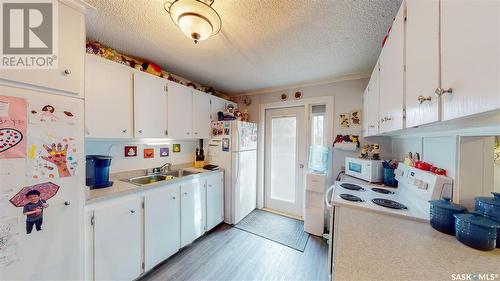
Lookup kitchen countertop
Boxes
[333,206,500,281]
[86,166,223,205]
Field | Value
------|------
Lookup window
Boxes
[310,105,326,147]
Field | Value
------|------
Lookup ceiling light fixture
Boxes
[164,0,222,44]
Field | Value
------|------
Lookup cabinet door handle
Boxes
[417,95,432,104]
[435,87,453,97]
[369,125,375,128]
[172,196,176,200]
[130,210,136,214]
[183,192,188,195]
[64,201,71,206]
[138,130,143,134]
[122,129,127,133]
[63,69,71,75]
[194,132,198,135]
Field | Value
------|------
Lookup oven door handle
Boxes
[325,185,335,208]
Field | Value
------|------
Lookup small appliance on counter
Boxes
[86,155,113,189]
[345,156,384,183]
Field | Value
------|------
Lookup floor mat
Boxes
[234,209,309,252]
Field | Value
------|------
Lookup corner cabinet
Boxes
[93,197,142,281]
[84,55,134,138]
[133,72,168,138]
[0,1,85,96]
[378,3,405,134]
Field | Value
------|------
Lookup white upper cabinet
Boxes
[440,0,500,121]
[210,96,226,121]
[133,71,168,138]
[85,55,134,138]
[0,2,85,96]
[378,4,405,134]
[144,185,181,271]
[405,0,440,128]
[364,63,380,137]
[167,81,194,139]
[193,90,212,139]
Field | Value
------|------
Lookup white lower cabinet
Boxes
[144,185,181,271]
[86,172,223,281]
[206,173,224,230]
[180,178,207,247]
[94,197,142,281]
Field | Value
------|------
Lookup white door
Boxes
[133,71,168,138]
[206,173,224,230]
[144,185,180,271]
[180,179,206,247]
[85,55,134,138]
[405,0,440,128]
[193,90,212,138]
[379,4,405,133]
[94,197,142,281]
[264,107,306,217]
[167,81,193,139]
[232,150,257,223]
[441,0,500,120]
[0,2,85,96]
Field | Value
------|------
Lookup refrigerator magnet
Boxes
[160,147,169,157]
[143,148,154,158]
[172,144,181,153]
[222,138,230,152]
[124,146,137,157]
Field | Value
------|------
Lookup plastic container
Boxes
[429,197,467,235]
[308,146,329,173]
[475,192,500,248]
[86,155,113,189]
[383,168,398,187]
[453,212,500,251]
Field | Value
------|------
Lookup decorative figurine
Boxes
[370,144,380,160]
[360,144,370,158]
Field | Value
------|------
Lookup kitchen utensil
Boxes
[453,212,500,251]
[415,161,432,171]
[430,166,447,176]
[475,192,500,248]
[86,155,113,189]
[429,197,467,235]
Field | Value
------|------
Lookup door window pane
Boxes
[311,114,324,146]
[270,116,296,202]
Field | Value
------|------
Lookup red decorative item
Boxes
[415,161,432,171]
[9,182,60,207]
[430,166,447,176]
[143,148,154,159]
[124,146,137,157]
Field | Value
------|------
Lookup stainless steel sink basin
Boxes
[126,169,200,186]
[162,170,200,177]
[128,174,175,185]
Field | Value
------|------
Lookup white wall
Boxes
[85,139,200,173]
[236,78,391,179]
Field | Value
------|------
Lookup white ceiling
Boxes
[85,0,402,95]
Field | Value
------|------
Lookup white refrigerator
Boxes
[0,85,84,280]
[208,121,258,224]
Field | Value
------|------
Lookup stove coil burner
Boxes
[340,183,365,191]
[339,194,364,202]
[371,198,408,210]
[371,188,394,194]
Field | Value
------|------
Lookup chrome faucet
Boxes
[152,162,172,174]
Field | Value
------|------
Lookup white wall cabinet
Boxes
[363,63,380,137]
[405,0,440,128]
[180,178,207,247]
[85,55,134,138]
[167,81,194,139]
[440,0,500,121]
[210,96,226,121]
[134,72,168,138]
[193,90,212,138]
[0,2,85,96]
[94,197,142,281]
[205,172,224,231]
[144,185,180,271]
[378,4,405,134]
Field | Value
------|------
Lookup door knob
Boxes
[417,95,432,104]
[435,87,453,97]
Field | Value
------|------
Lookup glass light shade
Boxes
[167,0,221,43]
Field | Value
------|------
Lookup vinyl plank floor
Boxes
[140,224,329,281]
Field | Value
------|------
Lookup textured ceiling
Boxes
[85,0,402,95]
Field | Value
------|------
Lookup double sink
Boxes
[126,169,200,186]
